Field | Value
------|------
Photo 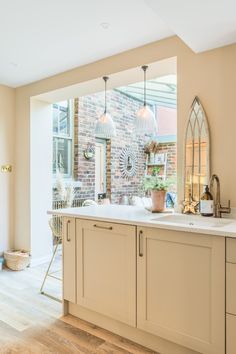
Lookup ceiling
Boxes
[146,0,236,53]
[1,0,236,87]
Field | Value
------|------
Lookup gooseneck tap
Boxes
[209,174,231,218]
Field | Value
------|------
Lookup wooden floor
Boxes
[0,257,157,353]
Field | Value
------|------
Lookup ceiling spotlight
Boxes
[100,22,110,30]
[10,62,18,67]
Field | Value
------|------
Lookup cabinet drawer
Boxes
[226,238,236,263]
[227,263,236,315]
[227,314,236,354]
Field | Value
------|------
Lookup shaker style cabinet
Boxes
[62,217,226,354]
[137,227,225,354]
[226,238,236,354]
[76,219,136,326]
[62,217,76,303]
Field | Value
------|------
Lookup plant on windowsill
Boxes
[143,175,169,212]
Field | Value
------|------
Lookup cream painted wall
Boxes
[14,36,236,253]
[0,85,15,254]
[30,99,53,262]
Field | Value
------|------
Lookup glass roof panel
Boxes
[116,75,177,109]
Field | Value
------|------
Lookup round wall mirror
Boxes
[120,148,137,178]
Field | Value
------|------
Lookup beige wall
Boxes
[0,85,15,254]
[14,36,236,251]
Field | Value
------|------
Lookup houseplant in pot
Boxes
[143,175,169,212]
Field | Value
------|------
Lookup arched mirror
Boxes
[184,97,210,204]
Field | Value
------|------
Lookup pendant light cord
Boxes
[103,76,108,114]
[142,65,148,107]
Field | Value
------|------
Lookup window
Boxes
[53,100,73,177]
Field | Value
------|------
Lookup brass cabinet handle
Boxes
[93,224,113,230]
[139,230,144,257]
[66,220,71,242]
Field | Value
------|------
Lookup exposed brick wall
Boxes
[74,90,148,203]
[73,91,177,202]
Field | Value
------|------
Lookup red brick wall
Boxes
[73,91,177,202]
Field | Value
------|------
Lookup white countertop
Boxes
[48,204,236,238]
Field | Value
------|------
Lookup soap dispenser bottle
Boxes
[200,185,213,217]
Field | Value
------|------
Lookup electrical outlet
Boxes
[1,165,12,173]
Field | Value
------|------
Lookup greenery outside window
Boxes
[53,100,73,177]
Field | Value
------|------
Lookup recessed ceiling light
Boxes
[100,22,110,30]
[10,62,18,67]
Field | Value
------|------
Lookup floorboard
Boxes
[0,256,157,353]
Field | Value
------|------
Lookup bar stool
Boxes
[40,216,62,302]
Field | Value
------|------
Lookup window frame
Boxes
[52,100,74,178]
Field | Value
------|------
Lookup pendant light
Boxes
[135,65,157,134]
[95,76,116,138]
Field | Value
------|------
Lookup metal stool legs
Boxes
[40,237,62,303]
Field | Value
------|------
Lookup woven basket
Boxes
[4,250,31,271]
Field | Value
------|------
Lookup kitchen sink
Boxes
[152,214,233,228]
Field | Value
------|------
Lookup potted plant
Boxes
[143,175,169,212]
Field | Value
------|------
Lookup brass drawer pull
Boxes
[139,230,144,257]
[66,220,71,242]
[93,224,113,230]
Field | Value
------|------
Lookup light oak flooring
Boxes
[0,258,157,353]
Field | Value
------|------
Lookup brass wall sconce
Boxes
[1,165,12,173]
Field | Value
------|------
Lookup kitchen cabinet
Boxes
[226,238,236,263]
[226,237,236,353]
[76,219,136,326]
[227,314,236,354]
[137,226,225,354]
[63,217,76,303]
[226,262,236,315]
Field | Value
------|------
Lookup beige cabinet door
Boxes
[226,262,236,315]
[227,314,236,354]
[76,219,136,326]
[63,217,76,303]
[137,227,225,354]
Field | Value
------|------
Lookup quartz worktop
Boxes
[48,204,236,238]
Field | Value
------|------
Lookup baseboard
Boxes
[67,302,197,354]
[30,254,52,267]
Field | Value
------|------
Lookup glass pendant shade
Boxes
[94,111,116,138]
[135,65,157,135]
[136,105,157,134]
[95,76,116,139]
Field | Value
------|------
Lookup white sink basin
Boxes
[152,214,233,228]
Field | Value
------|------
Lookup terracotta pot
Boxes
[151,190,166,212]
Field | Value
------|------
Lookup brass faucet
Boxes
[209,174,231,218]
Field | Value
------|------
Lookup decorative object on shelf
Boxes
[184,96,210,205]
[119,147,137,178]
[84,144,95,160]
[144,140,159,155]
[144,140,167,178]
[182,192,199,214]
[95,76,116,139]
[155,153,165,164]
[135,66,157,135]
[143,175,169,212]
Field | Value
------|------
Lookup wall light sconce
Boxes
[1,165,12,173]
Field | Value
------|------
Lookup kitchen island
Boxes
[48,205,236,354]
